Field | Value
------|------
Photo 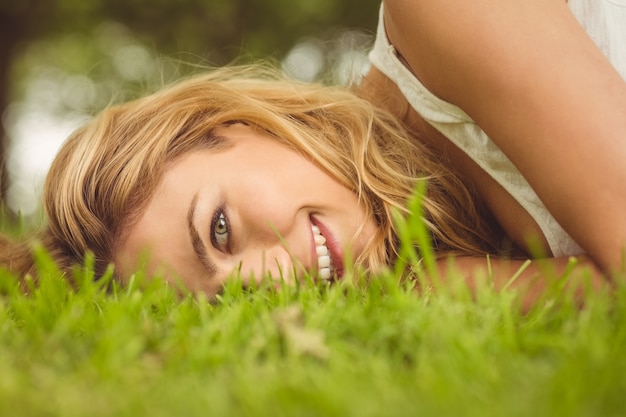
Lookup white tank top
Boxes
[368,1,626,257]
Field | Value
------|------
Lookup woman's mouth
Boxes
[310,218,344,281]
[312,224,335,280]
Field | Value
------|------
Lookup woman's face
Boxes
[115,123,378,295]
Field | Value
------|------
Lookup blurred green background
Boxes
[0,0,380,219]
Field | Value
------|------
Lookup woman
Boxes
[4,67,503,293]
[1,0,622,301]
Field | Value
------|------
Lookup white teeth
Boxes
[312,223,335,280]
[319,268,332,280]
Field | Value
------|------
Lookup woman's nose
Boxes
[238,244,299,285]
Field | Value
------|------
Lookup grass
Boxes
[2,203,626,416]
[1,260,625,416]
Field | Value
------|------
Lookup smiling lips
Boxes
[312,224,334,280]
[310,219,344,281]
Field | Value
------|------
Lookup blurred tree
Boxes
[1,0,61,212]
[0,0,380,213]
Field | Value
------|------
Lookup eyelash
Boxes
[210,205,231,253]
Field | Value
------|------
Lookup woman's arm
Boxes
[383,0,626,274]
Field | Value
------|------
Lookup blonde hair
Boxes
[1,65,505,285]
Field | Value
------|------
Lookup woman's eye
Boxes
[211,210,230,252]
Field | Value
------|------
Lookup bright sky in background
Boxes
[5,69,93,217]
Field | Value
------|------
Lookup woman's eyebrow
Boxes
[187,193,217,278]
